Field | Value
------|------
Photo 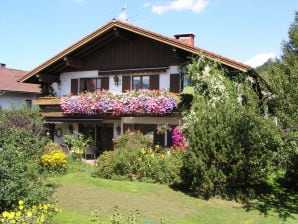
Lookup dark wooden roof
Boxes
[20,20,250,83]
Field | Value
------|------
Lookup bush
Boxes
[180,56,287,200]
[94,151,117,179]
[40,143,68,175]
[0,200,60,224]
[0,108,53,212]
[94,131,183,184]
[113,130,152,150]
[181,98,284,200]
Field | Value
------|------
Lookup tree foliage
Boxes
[257,11,298,189]
[181,57,284,200]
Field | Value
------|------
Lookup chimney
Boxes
[174,33,195,46]
[0,63,6,68]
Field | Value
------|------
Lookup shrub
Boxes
[0,108,53,212]
[0,200,60,224]
[40,143,68,174]
[114,130,152,150]
[0,107,44,135]
[181,96,284,200]
[181,56,285,200]
[94,131,183,184]
[94,151,117,179]
[172,126,186,148]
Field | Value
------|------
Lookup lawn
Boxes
[51,162,297,224]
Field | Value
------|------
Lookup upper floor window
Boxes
[132,76,150,90]
[77,77,109,93]
[122,74,159,92]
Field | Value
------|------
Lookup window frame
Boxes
[132,75,150,90]
[79,77,108,93]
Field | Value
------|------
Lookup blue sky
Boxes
[0,0,297,71]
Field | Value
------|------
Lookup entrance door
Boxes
[96,126,114,154]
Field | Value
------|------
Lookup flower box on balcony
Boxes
[60,90,178,116]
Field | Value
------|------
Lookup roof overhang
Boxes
[19,20,250,83]
[45,117,103,123]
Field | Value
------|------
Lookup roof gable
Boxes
[19,20,250,82]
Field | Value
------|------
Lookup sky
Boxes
[0,0,297,71]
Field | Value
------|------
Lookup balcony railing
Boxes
[33,96,61,105]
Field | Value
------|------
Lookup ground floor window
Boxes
[123,123,174,147]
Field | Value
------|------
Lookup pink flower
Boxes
[60,90,178,116]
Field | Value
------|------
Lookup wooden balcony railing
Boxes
[33,96,61,105]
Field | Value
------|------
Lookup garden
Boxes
[0,107,297,223]
[1,13,298,223]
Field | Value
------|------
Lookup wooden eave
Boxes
[19,20,250,83]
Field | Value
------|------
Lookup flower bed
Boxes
[60,90,178,115]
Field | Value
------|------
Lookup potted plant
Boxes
[64,132,92,160]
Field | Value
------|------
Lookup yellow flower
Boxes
[39,214,45,222]
[16,211,21,217]
[140,148,145,154]
[18,200,24,205]
[2,211,10,218]
[7,212,15,219]
[18,205,24,210]
[26,211,33,217]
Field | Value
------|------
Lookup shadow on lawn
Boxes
[171,183,298,221]
[244,189,298,221]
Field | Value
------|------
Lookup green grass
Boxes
[51,162,297,224]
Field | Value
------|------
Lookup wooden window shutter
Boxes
[101,77,109,90]
[122,76,131,92]
[149,75,159,90]
[71,79,78,95]
[170,74,181,93]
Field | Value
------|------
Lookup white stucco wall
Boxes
[0,92,39,109]
[54,122,79,145]
[52,66,180,95]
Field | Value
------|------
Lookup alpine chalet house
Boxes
[19,20,250,156]
[0,63,40,109]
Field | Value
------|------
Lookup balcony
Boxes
[33,96,62,117]
[33,96,61,105]
[34,90,180,118]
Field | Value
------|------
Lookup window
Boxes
[170,74,181,93]
[25,100,32,108]
[132,76,150,90]
[122,75,159,92]
[79,77,109,93]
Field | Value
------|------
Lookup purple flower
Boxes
[60,90,178,115]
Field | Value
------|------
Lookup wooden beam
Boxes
[64,56,84,68]
[41,112,63,117]
[36,73,60,83]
